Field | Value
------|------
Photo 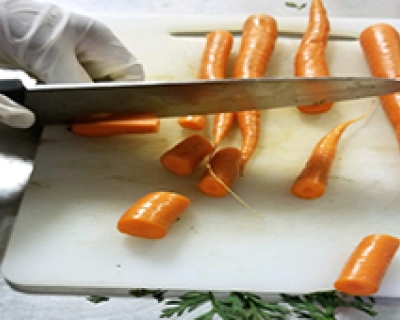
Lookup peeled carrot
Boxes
[334,234,400,296]
[117,191,190,239]
[295,0,333,114]
[178,115,207,130]
[70,114,160,137]
[233,14,278,174]
[160,134,214,176]
[360,23,400,148]
[291,113,367,199]
[178,30,233,132]
[197,147,241,197]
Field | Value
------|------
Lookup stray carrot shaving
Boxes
[206,162,262,218]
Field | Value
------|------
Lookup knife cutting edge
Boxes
[2,77,400,125]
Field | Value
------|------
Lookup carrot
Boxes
[178,115,207,130]
[197,147,241,197]
[334,234,400,296]
[160,134,214,176]
[69,114,160,137]
[233,14,278,175]
[291,112,367,199]
[178,30,233,133]
[117,191,190,239]
[360,23,400,148]
[295,0,333,114]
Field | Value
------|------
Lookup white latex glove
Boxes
[0,0,144,128]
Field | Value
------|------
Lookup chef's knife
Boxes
[2,77,400,125]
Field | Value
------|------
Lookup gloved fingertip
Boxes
[4,110,36,128]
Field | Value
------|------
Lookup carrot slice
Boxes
[197,147,241,197]
[233,14,278,174]
[295,0,333,114]
[117,191,190,239]
[360,23,400,148]
[291,112,367,199]
[70,114,160,137]
[178,30,233,131]
[334,234,400,296]
[160,134,214,176]
[178,115,207,130]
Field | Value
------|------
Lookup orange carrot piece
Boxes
[360,23,400,148]
[213,112,236,147]
[233,14,278,174]
[291,113,366,199]
[334,234,400,296]
[70,114,160,137]
[178,115,207,130]
[117,191,190,239]
[178,30,233,132]
[197,147,241,197]
[295,0,333,114]
[160,134,214,176]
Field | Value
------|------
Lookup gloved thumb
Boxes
[0,95,35,128]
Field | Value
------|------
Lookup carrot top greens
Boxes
[86,289,377,319]
[159,290,377,319]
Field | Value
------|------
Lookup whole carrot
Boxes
[334,234,400,296]
[69,114,160,137]
[160,134,214,176]
[178,30,233,133]
[197,147,241,197]
[233,14,278,175]
[360,23,400,148]
[117,191,190,239]
[291,112,367,199]
[295,0,333,114]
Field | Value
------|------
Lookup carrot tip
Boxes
[290,179,325,199]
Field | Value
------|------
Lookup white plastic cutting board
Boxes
[3,15,400,297]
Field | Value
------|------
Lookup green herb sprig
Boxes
[285,2,307,10]
[86,295,110,304]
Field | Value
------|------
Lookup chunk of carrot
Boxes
[160,134,214,176]
[70,114,160,137]
[197,147,241,197]
[334,234,400,296]
[117,191,190,239]
[178,115,207,130]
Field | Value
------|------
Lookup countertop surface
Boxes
[1,1,400,319]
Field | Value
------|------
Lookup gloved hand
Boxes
[0,0,144,128]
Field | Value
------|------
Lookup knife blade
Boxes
[3,77,400,125]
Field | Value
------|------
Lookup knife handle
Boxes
[0,79,25,104]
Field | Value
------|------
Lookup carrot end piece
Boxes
[334,234,400,296]
[117,192,190,239]
[160,134,214,176]
[290,178,326,199]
